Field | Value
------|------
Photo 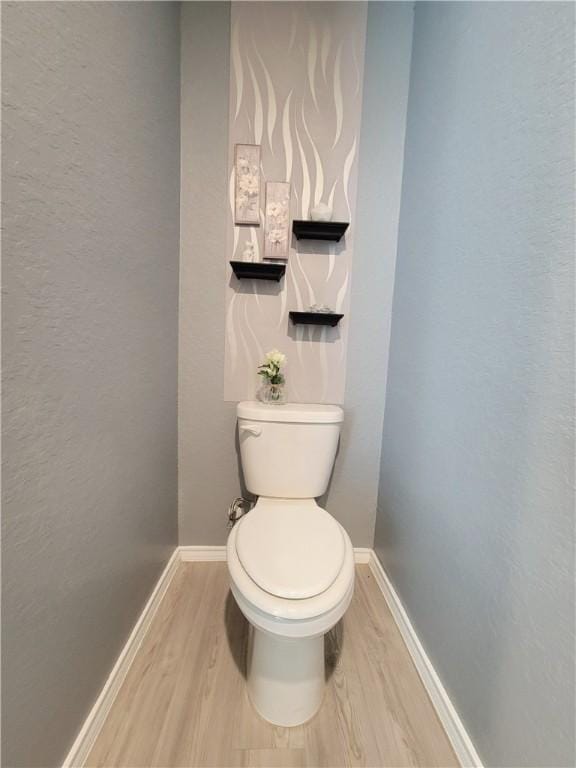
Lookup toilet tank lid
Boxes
[237,401,344,424]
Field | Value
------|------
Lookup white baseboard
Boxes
[352,546,372,564]
[61,548,180,768]
[63,545,481,768]
[368,551,483,768]
[180,545,373,564]
[179,545,227,561]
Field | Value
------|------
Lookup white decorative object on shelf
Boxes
[235,144,261,225]
[264,182,291,260]
[242,242,256,262]
[310,203,333,222]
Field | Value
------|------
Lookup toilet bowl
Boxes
[227,401,354,727]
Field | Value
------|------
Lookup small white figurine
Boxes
[310,203,333,222]
[242,242,256,262]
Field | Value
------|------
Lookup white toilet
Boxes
[227,401,354,727]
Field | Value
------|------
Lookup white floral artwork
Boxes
[234,144,261,225]
[263,182,291,260]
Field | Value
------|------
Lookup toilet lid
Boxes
[235,501,345,599]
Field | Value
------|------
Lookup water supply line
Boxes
[227,497,253,529]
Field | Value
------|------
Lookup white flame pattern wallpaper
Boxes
[224,3,367,403]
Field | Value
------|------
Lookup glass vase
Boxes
[258,381,286,404]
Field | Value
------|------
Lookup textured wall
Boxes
[224,2,367,404]
[1,3,180,766]
[375,3,575,766]
[179,2,240,545]
[322,1,414,544]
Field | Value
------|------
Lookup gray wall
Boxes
[179,2,413,547]
[375,3,575,766]
[2,3,180,766]
[179,2,239,545]
[324,1,413,545]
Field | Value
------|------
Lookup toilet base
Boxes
[247,626,325,727]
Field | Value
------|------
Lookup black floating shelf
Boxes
[289,311,344,327]
[230,261,286,281]
[292,220,349,242]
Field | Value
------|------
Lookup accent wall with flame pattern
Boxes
[224,2,367,403]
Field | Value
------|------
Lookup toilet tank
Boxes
[237,401,344,499]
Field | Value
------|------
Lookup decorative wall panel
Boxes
[224,2,367,403]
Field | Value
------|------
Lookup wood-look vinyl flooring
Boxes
[86,563,458,768]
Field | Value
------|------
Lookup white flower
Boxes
[258,349,286,384]
[265,349,286,367]
[267,202,283,218]
[268,229,286,246]
[239,175,259,196]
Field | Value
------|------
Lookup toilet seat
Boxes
[227,503,355,639]
[235,498,345,599]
